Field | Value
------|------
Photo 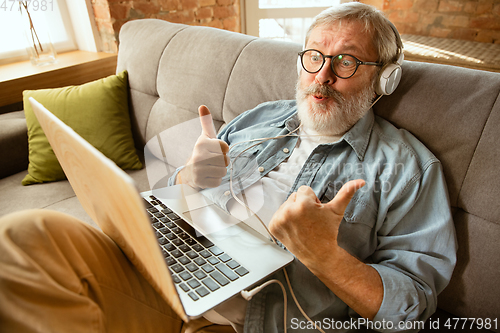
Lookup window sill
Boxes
[0,50,118,107]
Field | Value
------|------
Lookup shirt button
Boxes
[283,148,290,154]
[224,190,231,196]
[258,167,265,173]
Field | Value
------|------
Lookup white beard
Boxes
[296,77,376,136]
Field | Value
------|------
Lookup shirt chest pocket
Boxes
[319,181,378,228]
[320,181,379,259]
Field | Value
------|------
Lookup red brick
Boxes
[200,0,216,6]
[442,15,470,28]
[429,26,452,38]
[388,10,419,24]
[420,13,442,26]
[449,28,478,41]
[217,0,233,6]
[158,0,180,12]
[475,30,495,43]
[158,9,195,24]
[213,5,235,19]
[207,19,223,29]
[494,3,500,16]
[181,0,199,10]
[92,3,111,20]
[477,0,494,15]
[414,0,439,11]
[96,19,114,34]
[359,0,384,10]
[100,33,118,53]
[438,0,463,12]
[222,16,238,31]
[470,16,500,30]
[401,10,420,23]
[196,6,213,20]
[398,23,421,35]
[489,30,500,43]
[134,2,160,15]
[387,11,404,23]
[407,24,425,35]
[113,20,127,34]
[109,3,129,20]
[384,0,414,10]
[197,18,212,24]
[92,0,108,6]
[464,1,477,14]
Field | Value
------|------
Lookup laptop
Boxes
[29,97,294,322]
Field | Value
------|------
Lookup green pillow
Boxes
[22,70,142,186]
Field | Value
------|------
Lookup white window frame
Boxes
[65,0,101,52]
[243,0,351,43]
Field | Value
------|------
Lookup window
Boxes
[245,0,347,44]
[0,0,99,64]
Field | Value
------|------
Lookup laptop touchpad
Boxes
[152,185,212,212]
[183,205,243,239]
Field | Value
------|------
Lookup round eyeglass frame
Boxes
[298,49,383,79]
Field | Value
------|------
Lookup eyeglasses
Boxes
[298,49,382,79]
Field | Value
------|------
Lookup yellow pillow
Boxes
[22,70,142,185]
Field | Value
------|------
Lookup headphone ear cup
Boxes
[376,63,402,95]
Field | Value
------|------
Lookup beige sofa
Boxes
[1,19,499,331]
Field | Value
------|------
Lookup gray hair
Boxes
[305,2,400,66]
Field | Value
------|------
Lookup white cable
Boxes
[241,279,288,333]
[370,94,383,109]
[228,125,327,333]
[228,125,301,242]
[283,267,326,333]
[228,97,385,332]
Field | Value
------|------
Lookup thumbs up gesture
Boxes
[177,106,230,189]
[269,180,365,269]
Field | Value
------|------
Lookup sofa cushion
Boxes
[0,111,28,178]
[0,167,151,230]
[22,70,143,185]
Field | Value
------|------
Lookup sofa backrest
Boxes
[374,62,500,323]
[117,19,500,323]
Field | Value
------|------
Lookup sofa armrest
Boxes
[0,111,28,179]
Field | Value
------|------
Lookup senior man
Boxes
[0,3,456,333]
[171,2,456,332]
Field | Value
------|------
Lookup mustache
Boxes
[301,83,345,102]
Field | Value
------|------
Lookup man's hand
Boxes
[269,179,365,271]
[269,180,384,320]
[177,106,229,189]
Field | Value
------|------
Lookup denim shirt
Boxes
[169,100,457,332]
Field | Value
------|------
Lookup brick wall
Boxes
[91,0,241,52]
[362,0,500,44]
[92,0,499,52]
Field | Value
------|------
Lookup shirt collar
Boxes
[281,108,374,161]
[341,109,374,161]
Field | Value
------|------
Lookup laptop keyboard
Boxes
[144,195,249,302]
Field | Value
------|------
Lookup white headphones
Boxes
[297,20,404,96]
[375,21,404,96]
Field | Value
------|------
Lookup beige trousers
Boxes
[0,209,235,333]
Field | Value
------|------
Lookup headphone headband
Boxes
[387,20,404,65]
